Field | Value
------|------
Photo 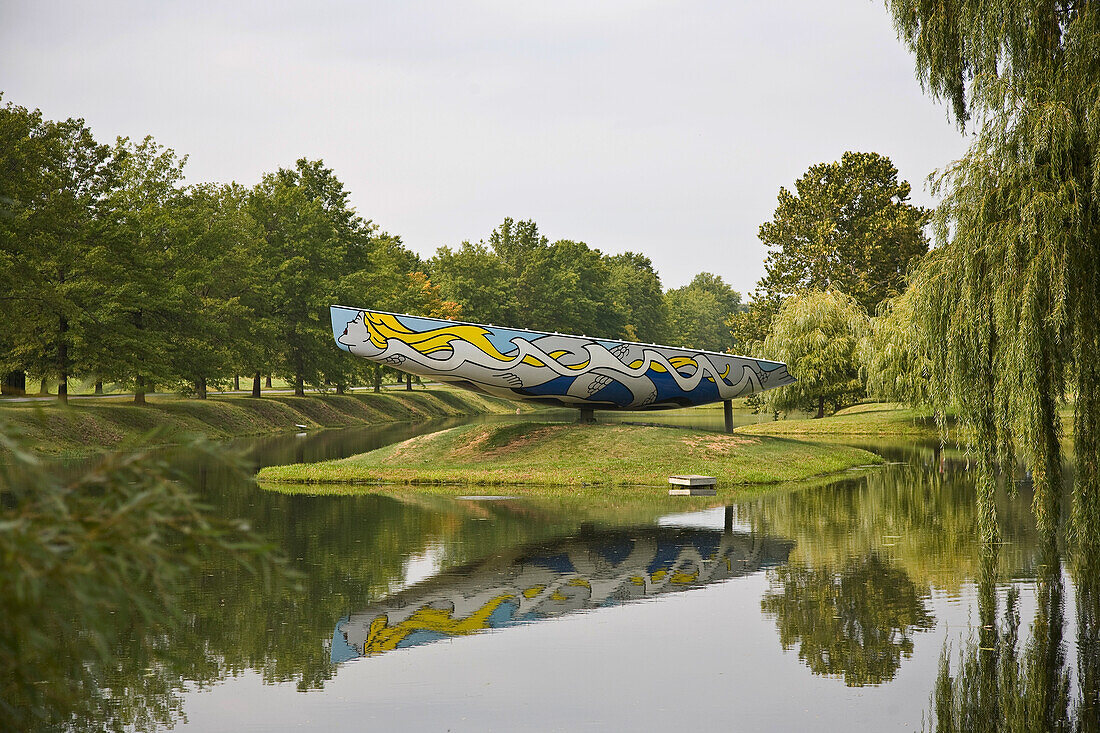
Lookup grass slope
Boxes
[257,421,883,491]
[0,389,524,456]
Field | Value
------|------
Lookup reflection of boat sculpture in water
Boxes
[333,526,793,662]
[331,306,796,410]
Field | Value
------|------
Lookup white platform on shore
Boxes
[668,475,717,496]
[668,475,717,487]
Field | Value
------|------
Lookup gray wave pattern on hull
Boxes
[330,306,795,410]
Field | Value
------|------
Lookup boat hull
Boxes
[331,306,795,410]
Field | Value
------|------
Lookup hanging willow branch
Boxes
[886,0,1099,545]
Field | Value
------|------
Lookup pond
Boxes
[50,411,1098,730]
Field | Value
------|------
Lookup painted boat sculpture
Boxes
[331,305,795,410]
[332,525,793,662]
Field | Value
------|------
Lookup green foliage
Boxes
[0,97,114,400]
[604,252,667,343]
[430,218,666,341]
[161,183,262,397]
[756,151,930,314]
[861,285,934,405]
[884,0,1100,543]
[760,290,868,417]
[95,137,190,400]
[664,272,743,352]
[761,554,934,686]
[0,424,284,732]
[429,241,516,325]
[727,293,780,355]
[249,159,384,396]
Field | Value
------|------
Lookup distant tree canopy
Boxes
[430,218,675,342]
[429,220,745,350]
[3,97,763,400]
[0,97,452,401]
[664,272,743,352]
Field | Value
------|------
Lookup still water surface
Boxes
[111,412,1088,731]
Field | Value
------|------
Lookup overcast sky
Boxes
[1,1,968,295]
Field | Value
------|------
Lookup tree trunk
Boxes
[252,371,262,398]
[373,365,381,393]
[815,395,824,419]
[57,314,68,404]
[197,376,207,399]
[234,374,240,391]
[294,351,305,397]
[336,382,345,395]
[265,374,272,388]
[38,378,48,395]
[94,379,103,395]
[133,309,146,404]
[405,373,412,391]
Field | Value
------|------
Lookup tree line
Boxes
[0,96,746,402]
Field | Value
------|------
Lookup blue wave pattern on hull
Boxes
[330,305,795,410]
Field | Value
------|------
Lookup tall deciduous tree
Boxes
[96,137,188,404]
[0,99,114,402]
[522,239,614,337]
[861,284,933,407]
[885,0,1099,544]
[760,290,868,418]
[165,183,262,398]
[250,161,347,397]
[757,151,930,314]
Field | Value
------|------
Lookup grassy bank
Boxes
[0,389,525,456]
[733,403,943,439]
[257,421,883,492]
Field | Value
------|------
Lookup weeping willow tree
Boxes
[885,1,1100,546]
[862,285,935,406]
[760,290,869,418]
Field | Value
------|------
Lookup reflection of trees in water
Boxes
[746,459,1039,592]
[749,455,1056,690]
[179,474,611,691]
[1075,552,1100,732]
[926,537,1081,732]
[761,553,934,686]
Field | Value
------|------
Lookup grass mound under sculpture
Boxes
[257,421,883,491]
